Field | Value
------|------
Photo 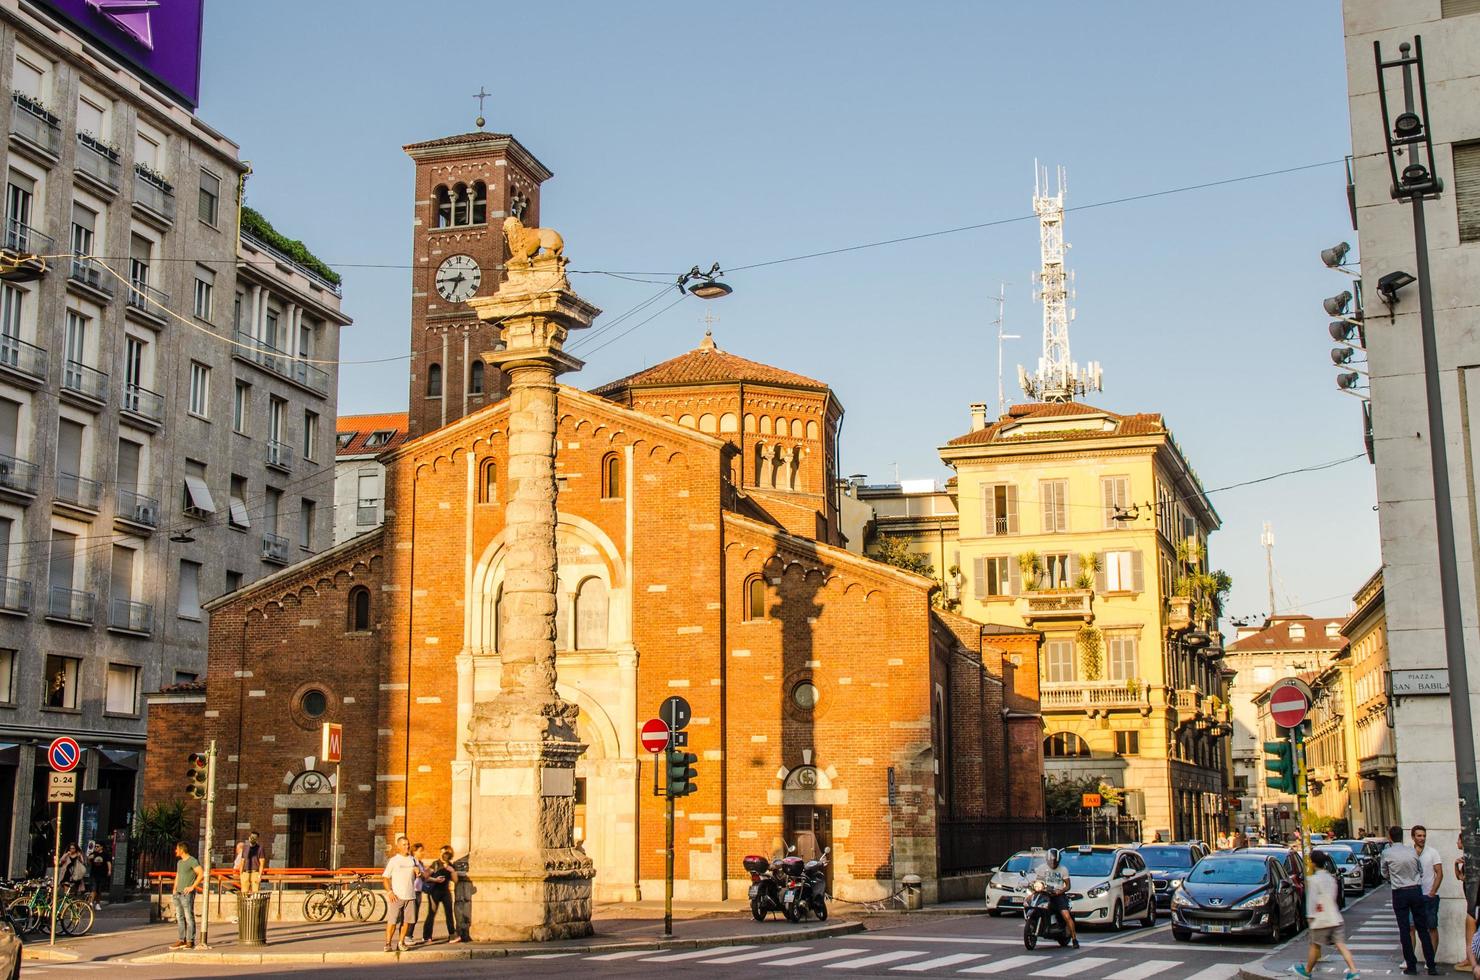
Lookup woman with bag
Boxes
[420,845,461,943]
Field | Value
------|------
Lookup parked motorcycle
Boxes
[781,847,830,923]
[1023,879,1071,950]
[744,854,786,921]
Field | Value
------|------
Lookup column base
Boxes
[465,859,594,942]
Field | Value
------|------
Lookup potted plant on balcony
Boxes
[1075,552,1100,591]
[11,89,58,124]
[1166,578,1193,632]
[134,161,172,193]
[77,130,120,161]
[1016,551,1041,592]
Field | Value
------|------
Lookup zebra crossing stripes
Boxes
[584,949,652,961]
[1180,964,1241,980]
[643,944,756,962]
[755,947,871,966]
[891,952,989,971]
[825,950,929,969]
[699,945,813,964]
[1027,956,1117,977]
[1103,960,1182,980]
[960,954,1046,974]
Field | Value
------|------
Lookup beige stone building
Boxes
[1342,570,1397,832]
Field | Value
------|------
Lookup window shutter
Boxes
[1094,552,1107,593]
[1457,143,1480,244]
[1008,560,1021,595]
[1041,483,1054,534]
[1132,550,1145,592]
[973,557,986,599]
[981,483,996,537]
[1005,485,1019,533]
[1102,478,1115,528]
[1068,553,1080,585]
[1443,0,1480,21]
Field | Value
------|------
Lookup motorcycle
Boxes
[781,847,830,923]
[744,854,786,921]
[1022,879,1071,950]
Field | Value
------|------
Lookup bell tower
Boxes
[403,130,553,438]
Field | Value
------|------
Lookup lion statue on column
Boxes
[503,216,564,266]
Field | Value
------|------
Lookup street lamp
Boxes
[1320,242,1351,269]
[1377,270,1416,304]
[677,263,733,299]
[1322,291,1353,317]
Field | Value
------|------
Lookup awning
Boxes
[98,748,140,770]
[0,742,19,765]
[184,476,216,513]
[229,497,250,527]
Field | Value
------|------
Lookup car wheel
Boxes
[1141,896,1156,927]
[1269,909,1283,943]
[1172,927,1191,942]
[1111,900,1123,932]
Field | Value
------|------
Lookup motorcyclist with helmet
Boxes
[1034,848,1080,949]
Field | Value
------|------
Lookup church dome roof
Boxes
[591,332,829,396]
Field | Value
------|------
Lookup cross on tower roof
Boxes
[472,86,491,129]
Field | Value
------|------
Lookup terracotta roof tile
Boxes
[336,412,409,457]
[946,402,1165,447]
[402,132,513,150]
[1226,615,1349,654]
[592,333,828,396]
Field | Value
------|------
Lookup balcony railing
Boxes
[126,278,168,315]
[3,218,54,256]
[0,452,39,496]
[356,499,382,526]
[75,133,120,189]
[115,487,160,528]
[55,471,103,511]
[261,532,290,564]
[10,92,60,156]
[266,439,293,471]
[108,597,153,635]
[0,576,31,614]
[1020,589,1094,623]
[240,230,342,296]
[1041,680,1150,712]
[120,382,163,423]
[61,359,109,403]
[68,255,113,295]
[132,167,174,222]
[233,330,330,396]
[0,334,47,383]
[47,586,95,624]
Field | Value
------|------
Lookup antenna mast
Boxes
[1019,163,1102,403]
[1261,522,1276,619]
[993,284,1019,418]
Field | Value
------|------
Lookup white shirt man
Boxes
[382,837,420,952]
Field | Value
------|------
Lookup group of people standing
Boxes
[54,840,111,910]
[381,834,463,952]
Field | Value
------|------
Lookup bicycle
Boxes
[303,872,385,923]
[4,879,93,936]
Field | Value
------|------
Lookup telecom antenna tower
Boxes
[1018,163,1102,403]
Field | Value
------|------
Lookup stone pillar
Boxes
[462,221,601,942]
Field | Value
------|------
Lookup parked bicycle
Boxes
[4,878,93,936]
[303,872,385,923]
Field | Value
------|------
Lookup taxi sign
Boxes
[1081,792,1103,809]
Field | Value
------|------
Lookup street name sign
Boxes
[640,718,670,754]
[48,737,80,773]
[1268,678,1313,729]
[48,771,76,804]
[1389,668,1449,696]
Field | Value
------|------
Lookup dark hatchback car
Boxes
[1330,838,1382,888]
[1171,853,1303,942]
[1137,843,1202,909]
[1238,846,1317,916]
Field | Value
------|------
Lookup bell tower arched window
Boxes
[427,363,442,397]
[434,185,452,228]
[471,181,487,225]
[452,182,470,226]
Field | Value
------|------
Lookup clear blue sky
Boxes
[199,1,1376,624]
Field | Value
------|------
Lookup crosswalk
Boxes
[573,942,1253,978]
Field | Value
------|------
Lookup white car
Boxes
[1058,845,1157,931]
[984,849,1044,915]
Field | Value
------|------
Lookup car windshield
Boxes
[1057,850,1115,877]
[1139,846,1193,869]
[1001,854,1037,873]
[1316,847,1357,866]
[1190,858,1269,885]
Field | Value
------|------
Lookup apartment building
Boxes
[1341,569,1397,831]
[332,412,406,544]
[0,1,348,875]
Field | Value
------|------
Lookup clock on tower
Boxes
[402,131,554,438]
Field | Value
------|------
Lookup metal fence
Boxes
[938,816,1144,876]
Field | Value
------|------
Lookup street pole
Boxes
[331,762,341,872]
[1294,728,1311,872]
[199,739,217,949]
[663,791,674,937]
[49,801,61,946]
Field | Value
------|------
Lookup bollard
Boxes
[901,874,923,911]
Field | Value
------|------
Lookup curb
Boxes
[22,946,81,963]
[129,919,865,965]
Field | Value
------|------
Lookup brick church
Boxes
[144,130,1044,903]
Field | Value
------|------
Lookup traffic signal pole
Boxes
[199,740,217,949]
[664,787,674,937]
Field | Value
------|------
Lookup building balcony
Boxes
[114,488,160,532]
[0,452,40,499]
[1020,589,1094,624]
[1041,679,1151,716]
[0,334,48,389]
[232,330,330,398]
[131,167,174,227]
[55,471,103,514]
[60,359,108,409]
[261,532,291,565]
[9,92,60,163]
[67,255,114,300]
[119,382,164,429]
[74,133,120,193]
[266,439,293,473]
[1172,687,1202,725]
[125,279,169,324]
[1,219,52,280]
[46,586,95,625]
[107,597,153,636]
[0,576,31,616]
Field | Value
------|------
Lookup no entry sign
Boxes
[1269,678,1313,729]
[47,737,80,773]
[640,718,670,754]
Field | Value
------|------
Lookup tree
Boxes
[1044,774,1103,818]
[871,536,934,578]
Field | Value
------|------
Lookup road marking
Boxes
[698,946,812,964]
[1182,965,1241,980]
[824,950,925,969]
[1100,923,1172,945]
[761,948,872,966]
[852,935,1110,947]
[1103,959,1183,980]
[889,952,987,971]
[643,944,756,962]
[1028,956,1116,976]
[960,954,1049,974]
[585,949,652,961]
[525,953,578,959]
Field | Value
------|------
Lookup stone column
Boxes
[462,222,601,941]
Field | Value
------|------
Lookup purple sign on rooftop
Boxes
[39,0,204,109]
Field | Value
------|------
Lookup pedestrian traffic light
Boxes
[1263,739,1296,794]
[666,748,698,797]
[186,752,207,800]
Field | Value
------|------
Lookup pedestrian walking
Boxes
[420,845,461,943]
[56,843,86,898]
[1381,824,1438,975]
[407,843,430,947]
[169,841,203,950]
[382,837,418,953]
[1411,826,1443,956]
[86,840,111,910]
[233,830,267,895]
[1291,850,1360,979]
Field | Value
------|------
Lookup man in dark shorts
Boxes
[86,841,110,910]
[1034,848,1079,949]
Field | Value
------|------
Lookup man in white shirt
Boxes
[1383,824,1437,976]
[382,835,420,953]
[1414,826,1444,958]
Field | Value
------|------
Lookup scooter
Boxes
[781,847,829,923]
[1022,879,1071,950]
[744,854,786,921]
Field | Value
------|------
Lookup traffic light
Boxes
[186,752,207,800]
[666,749,698,797]
[1263,739,1296,794]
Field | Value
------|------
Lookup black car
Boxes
[1136,843,1201,910]
[1331,838,1382,888]
[1170,853,1303,942]
[1238,846,1314,917]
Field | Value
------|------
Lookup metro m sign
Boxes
[321,723,343,764]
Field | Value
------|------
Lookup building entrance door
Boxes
[288,809,331,868]
[784,804,832,889]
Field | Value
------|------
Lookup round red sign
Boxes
[640,718,670,754]
[1269,687,1310,729]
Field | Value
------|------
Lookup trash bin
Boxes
[901,874,923,911]
[237,892,270,946]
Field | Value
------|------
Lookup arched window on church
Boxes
[347,586,370,632]
[752,443,764,486]
[452,182,471,226]
[479,458,497,504]
[744,575,767,621]
[469,360,485,395]
[770,445,784,489]
[575,578,608,650]
[789,447,802,491]
[434,185,452,228]
[602,453,621,499]
[1043,732,1090,758]
[427,363,442,397]
[471,181,487,224]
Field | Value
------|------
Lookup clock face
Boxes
[435,254,482,303]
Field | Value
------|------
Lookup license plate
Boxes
[1200,924,1231,934]
[784,889,795,901]
[748,884,758,898]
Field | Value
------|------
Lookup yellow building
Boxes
[939,401,1230,842]
[1307,653,1361,833]
[1343,570,1398,833]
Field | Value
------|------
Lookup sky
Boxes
[197,1,1378,625]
